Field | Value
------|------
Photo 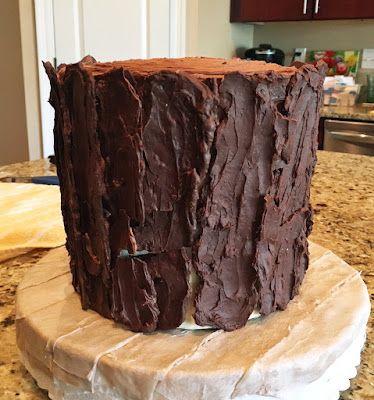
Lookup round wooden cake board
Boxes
[16,242,370,400]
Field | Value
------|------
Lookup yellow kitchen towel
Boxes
[0,183,65,260]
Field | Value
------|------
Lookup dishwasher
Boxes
[324,119,374,156]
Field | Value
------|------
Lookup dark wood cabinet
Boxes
[313,0,374,20]
[230,0,313,22]
[231,0,374,22]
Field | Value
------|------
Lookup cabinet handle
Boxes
[314,0,320,14]
[303,0,308,14]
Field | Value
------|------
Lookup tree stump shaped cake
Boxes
[45,57,325,332]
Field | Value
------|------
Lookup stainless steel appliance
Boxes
[324,119,374,156]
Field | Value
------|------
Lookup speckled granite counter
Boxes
[321,104,374,122]
[0,152,373,400]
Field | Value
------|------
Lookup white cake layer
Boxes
[16,242,370,400]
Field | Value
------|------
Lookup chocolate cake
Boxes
[45,57,325,333]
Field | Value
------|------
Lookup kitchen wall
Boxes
[0,0,41,166]
[0,0,29,166]
[253,19,374,101]
[188,0,253,58]
[253,19,374,65]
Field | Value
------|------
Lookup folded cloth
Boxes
[0,183,65,261]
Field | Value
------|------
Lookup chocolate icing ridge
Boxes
[253,62,326,314]
[45,61,111,316]
[193,72,288,329]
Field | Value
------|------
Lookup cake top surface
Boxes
[58,57,299,79]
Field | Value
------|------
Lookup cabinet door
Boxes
[314,0,374,19]
[230,0,313,22]
[35,0,177,157]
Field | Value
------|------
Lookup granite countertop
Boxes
[321,104,374,122]
[0,151,373,399]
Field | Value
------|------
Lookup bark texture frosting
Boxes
[45,57,325,332]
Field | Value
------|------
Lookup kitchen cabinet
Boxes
[231,0,374,22]
[231,0,313,22]
[313,0,374,20]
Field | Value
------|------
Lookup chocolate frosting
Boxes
[45,57,325,332]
